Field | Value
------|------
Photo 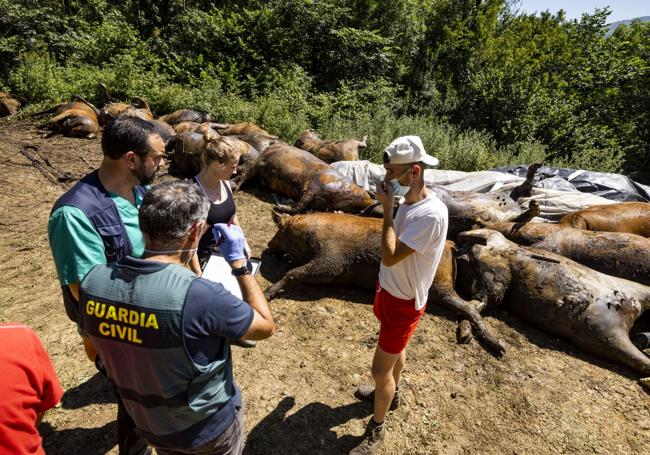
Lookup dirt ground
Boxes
[0,119,649,455]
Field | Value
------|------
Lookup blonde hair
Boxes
[201,134,241,168]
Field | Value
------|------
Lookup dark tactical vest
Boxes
[51,170,145,322]
[79,260,234,440]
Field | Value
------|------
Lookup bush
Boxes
[2,1,646,179]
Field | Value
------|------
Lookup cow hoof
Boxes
[274,204,293,213]
[456,320,473,344]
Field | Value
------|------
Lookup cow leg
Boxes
[430,242,506,354]
[263,257,339,300]
[508,200,540,224]
[610,333,650,376]
[438,294,506,355]
[74,95,101,117]
[233,163,259,191]
[509,162,542,201]
[274,191,314,215]
[32,105,60,116]
[67,121,93,139]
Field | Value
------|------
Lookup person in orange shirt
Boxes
[0,323,63,455]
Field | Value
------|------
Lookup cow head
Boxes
[294,129,319,148]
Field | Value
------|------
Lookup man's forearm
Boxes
[236,273,273,324]
[381,211,397,264]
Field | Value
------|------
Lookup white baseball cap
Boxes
[383,135,439,167]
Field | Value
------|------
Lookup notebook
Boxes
[201,254,261,300]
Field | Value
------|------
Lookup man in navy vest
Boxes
[78,180,275,454]
[48,116,166,454]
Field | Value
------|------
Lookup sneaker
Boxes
[231,339,257,348]
[349,419,385,455]
[354,384,400,411]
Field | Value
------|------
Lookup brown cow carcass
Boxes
[265,211,505,353]
[173,122,204,134]
[77,95,154,126]
[40,101,100,139]
[158,109,212,125]
[0,92,22,116]
[425,162,543,238]
[112,99,154,123]
[487,220,650,286]
[294,129,367,163]
[213,122,276,137]
[429,185,525,238]
[167,132,255,177]
[266,213,650,377]
[167,132,205,175]
[455,229,650,377]
[232,134,279,154]
[98,83,154,123]
[559,202,650,237]
[95,101,132,124]
[172,121,221,135]
[236,143,380,216]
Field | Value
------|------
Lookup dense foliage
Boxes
[1,0,648,180]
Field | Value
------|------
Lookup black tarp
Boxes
[492,165,650,202]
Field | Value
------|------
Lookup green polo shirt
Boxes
[48,190,145,286]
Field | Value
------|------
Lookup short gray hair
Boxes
[139,181,210,244]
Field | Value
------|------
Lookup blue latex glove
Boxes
[212,223,247,263]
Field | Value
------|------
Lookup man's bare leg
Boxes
[371,345,400,423]
[392,350,406,387]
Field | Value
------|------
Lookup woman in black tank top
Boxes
[189,136,250,274]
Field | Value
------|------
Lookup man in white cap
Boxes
[350,136,448,454]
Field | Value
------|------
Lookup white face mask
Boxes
[388,167,413,197]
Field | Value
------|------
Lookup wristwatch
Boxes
[231,262,252,276]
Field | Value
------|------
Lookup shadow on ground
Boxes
[41,420,116,455]
[244,396,372,455]
[61,373,115,409]
[258,251,375,306]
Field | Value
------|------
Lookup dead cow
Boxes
[167,132,254,177]
[426,162,543,239]
[455,229,650,377]
[158,109,212,125]
[0,92,22,116]
[40,100,100,139]
[232,134,279,154]
[77,95,154,126]
[559,202,650,237]
[115,99,154,122]
[175,122,220,135]
[487,220,650,286]
[213,122,276,137]
[173,121,203,134]
[236,143,380,216]
[265,211,505,354]
[294,129,367,163]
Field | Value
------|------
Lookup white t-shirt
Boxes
[378,191,448,310]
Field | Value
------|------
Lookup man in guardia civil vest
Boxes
[78,180,275,455]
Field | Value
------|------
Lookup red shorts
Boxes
[373,282,425,354]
